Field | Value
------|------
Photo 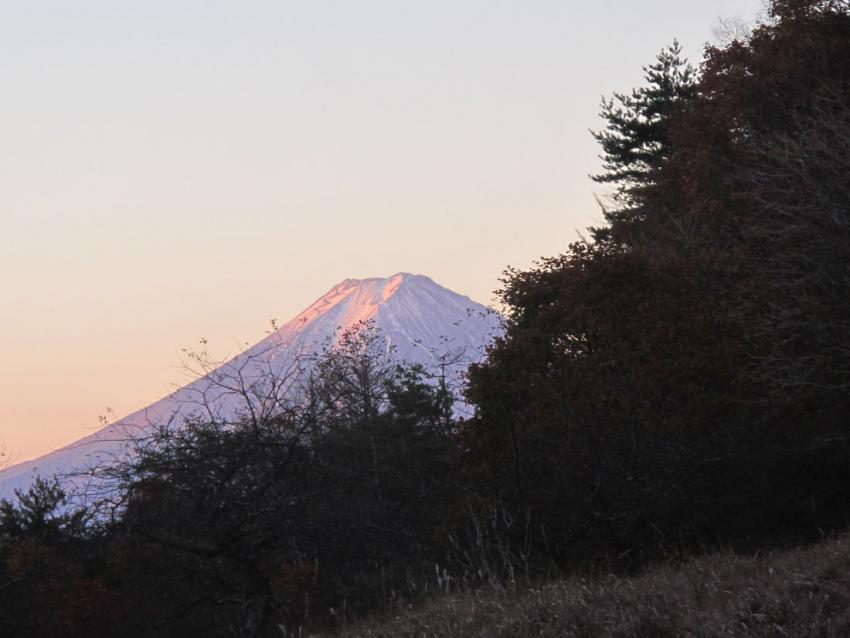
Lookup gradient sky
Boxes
[1,0,764,464]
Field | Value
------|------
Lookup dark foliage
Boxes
[2,329,469,637]
[591,40,695,235]
[3,2,850,635]
[467,0,850,568]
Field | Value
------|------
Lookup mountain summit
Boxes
[0,274,501,500]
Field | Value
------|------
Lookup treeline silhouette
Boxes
[2,1,850,635]
[466,0,850,565]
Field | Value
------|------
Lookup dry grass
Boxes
[325,535,850,637]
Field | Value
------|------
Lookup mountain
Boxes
[0,273,501,501]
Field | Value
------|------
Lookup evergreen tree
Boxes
[591,41,695,237]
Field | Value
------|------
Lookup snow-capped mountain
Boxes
[0,273,501,501]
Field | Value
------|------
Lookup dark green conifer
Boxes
[591,41,695,237]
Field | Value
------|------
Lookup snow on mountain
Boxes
[0,273,501,501]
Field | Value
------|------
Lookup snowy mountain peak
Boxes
[293,273,419,328]
[0,274,502,501]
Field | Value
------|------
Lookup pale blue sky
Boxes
[1,0,764,461]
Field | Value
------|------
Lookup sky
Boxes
[0,0,764,464]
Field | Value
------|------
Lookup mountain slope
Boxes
[0,273,501,501]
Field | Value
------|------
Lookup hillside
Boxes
[335,535,850,637]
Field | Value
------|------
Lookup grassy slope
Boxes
[329,535,850,637]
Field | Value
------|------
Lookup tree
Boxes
[90,325,467,636]
[466,240,748,563]
[0,479,116,637]
[590,41,695,237]
[467,0,850,566]
[770,0,850,19]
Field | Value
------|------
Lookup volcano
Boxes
[0,273,501,501]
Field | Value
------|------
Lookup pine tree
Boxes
[591,41,695,237]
